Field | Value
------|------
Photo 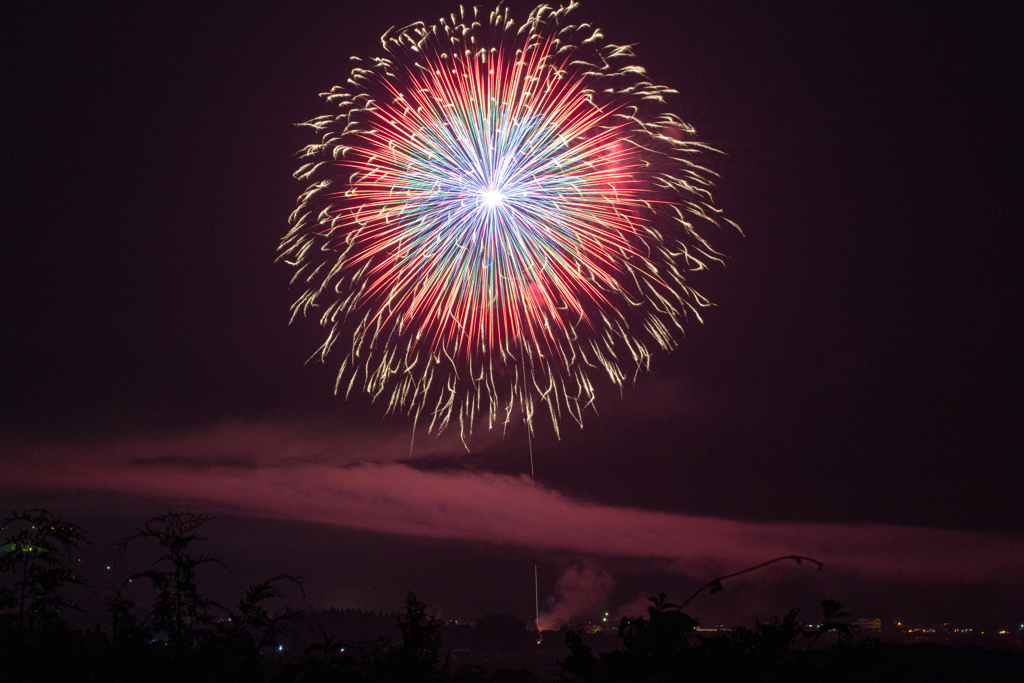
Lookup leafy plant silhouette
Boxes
[0,508,89,635]
[4,511,1022,682]
[366,591,450,683]
[108,511,306,682]
[114,511,227,653]
[279,591,448,683]
[558,555,846,683]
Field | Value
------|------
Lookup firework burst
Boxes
[280,2,736,441]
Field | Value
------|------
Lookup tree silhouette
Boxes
[373,592,449,683]
[114,511,226,653]
[0,508,89,635]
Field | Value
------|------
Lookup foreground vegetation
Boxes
[3,509,1022,682]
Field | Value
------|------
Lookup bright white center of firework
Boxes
[480,188,504,208]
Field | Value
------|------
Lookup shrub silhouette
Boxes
[3,511,1023,682]
[2,509,307,682]
[279,591,449,683]
[114,511,227,654]
[108,511,306,682]
[0,509,96,682]
[0,508,89,635]
[368,591,449,683]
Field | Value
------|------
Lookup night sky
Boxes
[2,1,1022,631]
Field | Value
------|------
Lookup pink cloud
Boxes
[1,418,473,469]
[539,564,616,630]
[3,449,1022,585]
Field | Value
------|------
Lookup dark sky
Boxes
[2,1,1022,631]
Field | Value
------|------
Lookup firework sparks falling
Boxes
[280,2,736,441]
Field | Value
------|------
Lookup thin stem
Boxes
[679,555,824,610]
[19,549,29,632]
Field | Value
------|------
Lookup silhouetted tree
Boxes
[561,593,700,683]
[0,510,96,682]
[109,511,306,682]
[374,592,449,683]
[0,508,89,635]
[114,511,225,654]
[6,513,1021,682]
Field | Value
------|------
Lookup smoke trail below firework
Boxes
[280,3,737,441]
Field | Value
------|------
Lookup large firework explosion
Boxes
[280,2,735,441]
